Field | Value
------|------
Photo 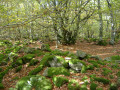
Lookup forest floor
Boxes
[49,41,120,59]
[1,40,120,90]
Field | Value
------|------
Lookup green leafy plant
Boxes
[15,65,22,72]
[28,59,39,66]
[94,77,110,84]
[68,79,80,90]
[90,83,98,90]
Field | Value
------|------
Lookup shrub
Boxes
[68,79,80,90]
[90,83,98,90]
[15,65,22,72]
[94,77,110,84]
[97,40,108,46]
[52,76,69,87]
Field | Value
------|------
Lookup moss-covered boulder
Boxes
[28,55,54,75]
[52,76,69,87]
[41,44,51,52]
[90,55,102,60]
[76,50,88,59]
[12,75,52,90]
[28,59,39,66]
[68,79,80,90]
[22,54,35,64]
[48,56,68,68]
[43,67,70,77]
[69,59,86,72]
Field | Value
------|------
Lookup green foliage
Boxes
[0,83,4,89]
[14,75,52,90]
[109,75,114,79]
[15,65,22,72]
[67,52,78,59]
[97,40,108,46]
[44,67,70,77]
[28,59,39,66]
[109,83,118,90]
[90,83,98,90]
[11,58,23,68]
[68,79,80,90]
[116,71,120,77]
[93,77,110,84]
[52,76,69,87]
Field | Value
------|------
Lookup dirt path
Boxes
[49,41,120,59]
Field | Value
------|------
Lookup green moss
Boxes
[88,60,99,68]
[0,68,2,72]
[94,77,110,84]
[111,55,120,60]
[12,58,23,68]
[116,71,120,77]
[87,65,94,70]
[102,68,112,76]
[28,59,39,66]
[109,83,118,90]
[67,52,78,59]
[81,65,87,73]
[52,76,69,87]
[28,55,54,75]
[44,67,70,77]
[15,65,22,72]
[51,49,69,56]
[41,44,51,52]
[68,79,80,90]
[22,54,35,64]
[69,59,86,66]
[90,83,98,90]
[0,83,4,89]
[80,84,87,90]
[15,75,52,90]
[109,75,114,79]
[28,65,43,75]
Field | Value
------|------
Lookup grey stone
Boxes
[76,50,87,59]
[90,55,102,60]
[104,57,112,61]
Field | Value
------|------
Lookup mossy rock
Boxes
[52,76,69,87]
[43,67,70,77]
[13,75,52,90]
[28,55,54,75]
[22,54,35,64]
[67,52,78,59]
[69,59,86,72]
[28,59,39,66]
[15,65,22,72]
[90,55,102,60]
[109,83,118,90]
[68,79,80,90]
[41,44,51,52]
[93,77,110,84]
[76,50,88,60]
[90,83,98,90]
